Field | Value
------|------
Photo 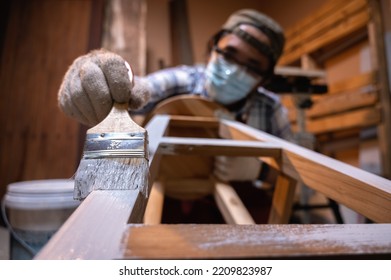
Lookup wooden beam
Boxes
[102,0,147,75]
[280,2,369,65]
[145,115,170,184]
[219,119,391,223]
[285,0,367,52]
[169,0,193,65]
[367,0,391,179]
[214,182,255,225]
[327,71,376,94]
[275,66,326,78]
[157,136,281,157]
[287,90,379,122]
[35,190,143,260]
[168,115,220,128]
[308,90,378,119]
[143,181,165,225]
[293,106,381,134]
[164,178,214,200]
[122,224,391,259]
[268,174,297,224]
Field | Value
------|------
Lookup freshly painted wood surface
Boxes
[35,190,142,260]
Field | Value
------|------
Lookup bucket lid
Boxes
[4,179,80,210]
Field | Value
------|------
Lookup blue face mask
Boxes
[205,55,259,105]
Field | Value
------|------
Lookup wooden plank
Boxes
[122,224,391,259]
[143,95,225,125]
[157,136,281,157]
[280,10,369,65]
[0,0,94,200]
[327,71,376,94]
[287,90,379,122]
[308,90,378,118]
[168,115,221,128]
[164,178,214,200]
[219,119,391,223]
[275,66,326,78]
[285,0,367,52]
[268,174,297,224]
[143,182,165,225]
[284,91,379,123]
[102,0,147,75]
[301,106,381,134]
[283,72,378,122]
[367,0,391,179]
[145,115,171,184]
[169,0,194,65]
[214,182,255,225]
[35,190,143,260]
[284,0,350,38]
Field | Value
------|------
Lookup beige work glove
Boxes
[58,49,149,126]
[214,156,262,182]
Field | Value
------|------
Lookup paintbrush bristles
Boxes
[74,157,149,200]
[74,102,149,201]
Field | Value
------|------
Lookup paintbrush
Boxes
[74,100,149,201]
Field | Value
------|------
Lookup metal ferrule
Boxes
[82,132,148,160]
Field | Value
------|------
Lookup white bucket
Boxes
[2,179,80,259]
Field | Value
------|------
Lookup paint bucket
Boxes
[2,179,80,259]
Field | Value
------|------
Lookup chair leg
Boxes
[143,182,165,225]
[214,181,255,225]
[268,174,297,224]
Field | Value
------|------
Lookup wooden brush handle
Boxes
[87,102,145,134]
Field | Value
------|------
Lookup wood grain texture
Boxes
[87,102,144,134]
[214,182,255,225]
[268,174,297,224]
[280,0,369,65]
[122,224,391,259]
[367,0,391,179]
[144,98,224,200]
[102,0,146,76]
[158,137,281,157]
[143,181,165,225]
[219,119,391,223]
[0,0,95,199]
[292,106,381,135]
[35,190,143,260]
[143,95,226,125]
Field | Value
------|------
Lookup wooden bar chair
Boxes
[35,96,391,259]
[142,95,293,225]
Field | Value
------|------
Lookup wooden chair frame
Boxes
[35,113,391,259]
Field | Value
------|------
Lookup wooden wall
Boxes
[278,0,391,179]
[145,0,329,72]
[0,0,104,199]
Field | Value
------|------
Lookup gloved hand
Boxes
[58,49,150,127]
[214,156,262,182]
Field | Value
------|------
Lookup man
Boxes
[58,9,293,183]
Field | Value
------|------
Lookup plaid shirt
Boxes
[136,64,294,141]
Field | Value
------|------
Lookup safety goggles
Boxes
[213,45,268,79]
